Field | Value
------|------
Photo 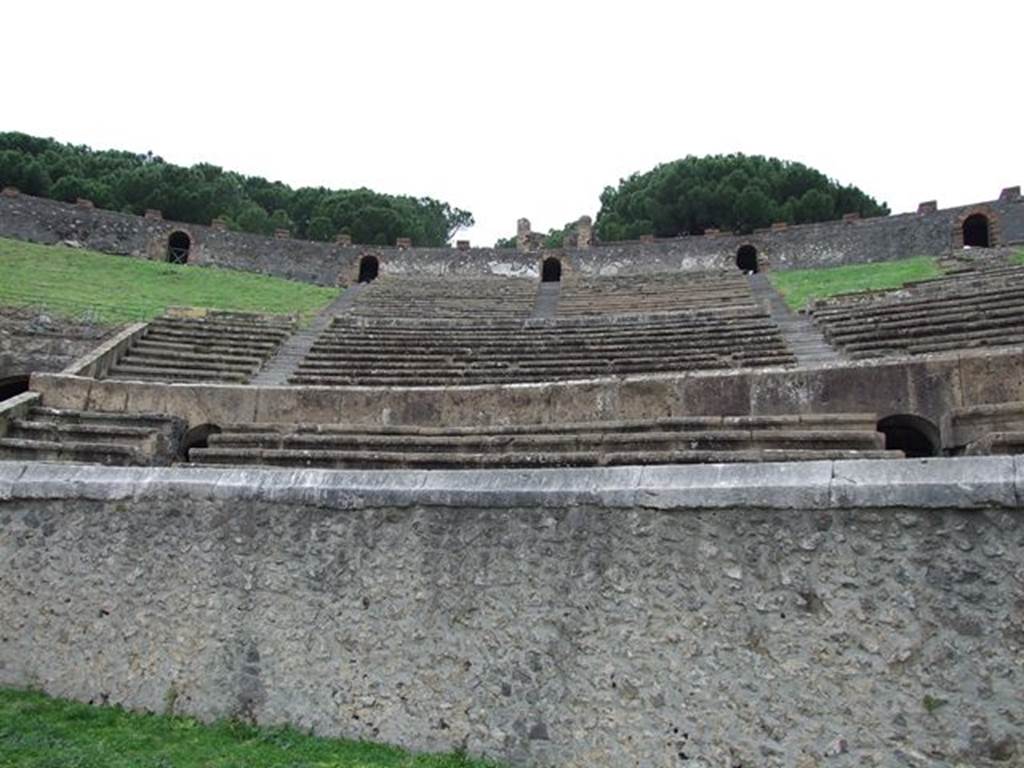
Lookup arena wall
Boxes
[0,460,1020,767]
[1,190,1021,286]
[28,346,1024,451]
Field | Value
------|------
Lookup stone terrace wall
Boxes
[1,192,1022,286]
[0,461,1021,768]
[0,308,117,380]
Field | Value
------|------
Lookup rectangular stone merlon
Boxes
[771,221,788,231]
[516,218,532,252]
[704,228,720,237]
[576,216,593,249]
[639,234,656,243]
[211,217,228,231]
[1,186,19,197]
[275,228,290,239]
[1000,185,1021,201]
[842,212,860,222]
[456,240,470,250]
[917,200,938,214]
[75,198,94,209]
[396,237,412,248]
[335,233,352,246]
[144,209,163,220]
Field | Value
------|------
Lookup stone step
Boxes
[0,437,147,466]
[222,413,880,437]
[106,364,251,383]
[209,428,885,453]
[190,446,901,469]
[7,419,161,446]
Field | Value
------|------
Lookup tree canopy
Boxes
[594,154,889,240]
[0,132,473,246]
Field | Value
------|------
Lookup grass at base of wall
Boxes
[1011,249,1024,265]
[768,256,942,311]
[0,688,505,768]
[0,237,340,325]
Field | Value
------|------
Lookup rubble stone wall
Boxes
[0,461,1021,768]
[1,193,1021,286]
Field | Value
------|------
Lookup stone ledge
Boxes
[0,457,1018,510]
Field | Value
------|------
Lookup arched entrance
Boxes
[358,256,379,283]
[877,414,940,458]
[961,214,990,248]
[541,257,562,283]
[0,374,29,402]
[167,231,191,264]
[736,244,758,273]
[181,423,222,462]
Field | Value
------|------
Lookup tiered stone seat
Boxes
[104,312,296,383]
[189,413,900,468]
[809,264,1024,360]
[351,276,537,321]
[558,271,755,317]
[0,406,185,465]
[289,309,795,386]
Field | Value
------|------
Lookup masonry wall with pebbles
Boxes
[1,191,1022,286]
[1,461,1021,768]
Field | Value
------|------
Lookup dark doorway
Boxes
[167,231,191,264]
[181,423,222,462]
[877,414,939,458]
[358,256,379,283]
[962,214,990,248]
[541,257,562,283]
[0,375,29,402]
[736,244,758,273]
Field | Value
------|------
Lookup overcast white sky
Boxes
[5,1,1022,244]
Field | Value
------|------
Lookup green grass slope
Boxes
[0,688,505,768]
[0,237,339,324]
[768,256,942,310]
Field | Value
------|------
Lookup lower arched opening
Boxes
[877,414,940,458]
[541,257,562,283]
[181,423,222,462]
[0,375,30,402]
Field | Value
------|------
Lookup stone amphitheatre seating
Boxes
[809,262,1024,359]
[104,311,296,383]
[289,309,796,386]
[189,413,899,468]
[557,271,755,316]
[0,404,184,465]
[351,276,537,320]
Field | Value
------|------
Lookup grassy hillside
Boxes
[769,256,942,310]
[0,688,503,768]
[0,237,339,324]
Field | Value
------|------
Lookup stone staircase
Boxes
[748,273,842,366]
[557,271,754,317]
[808,264,1024,360]
[189,413,900,469]
[104,311,296,384]
[288,308,796,386]
[0,406,185,465]
[351,276,537,321]
[251,284,367,386]
[533,281,561,319]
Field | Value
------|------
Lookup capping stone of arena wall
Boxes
[0,193,1022,286]
[0,459,1022,768]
